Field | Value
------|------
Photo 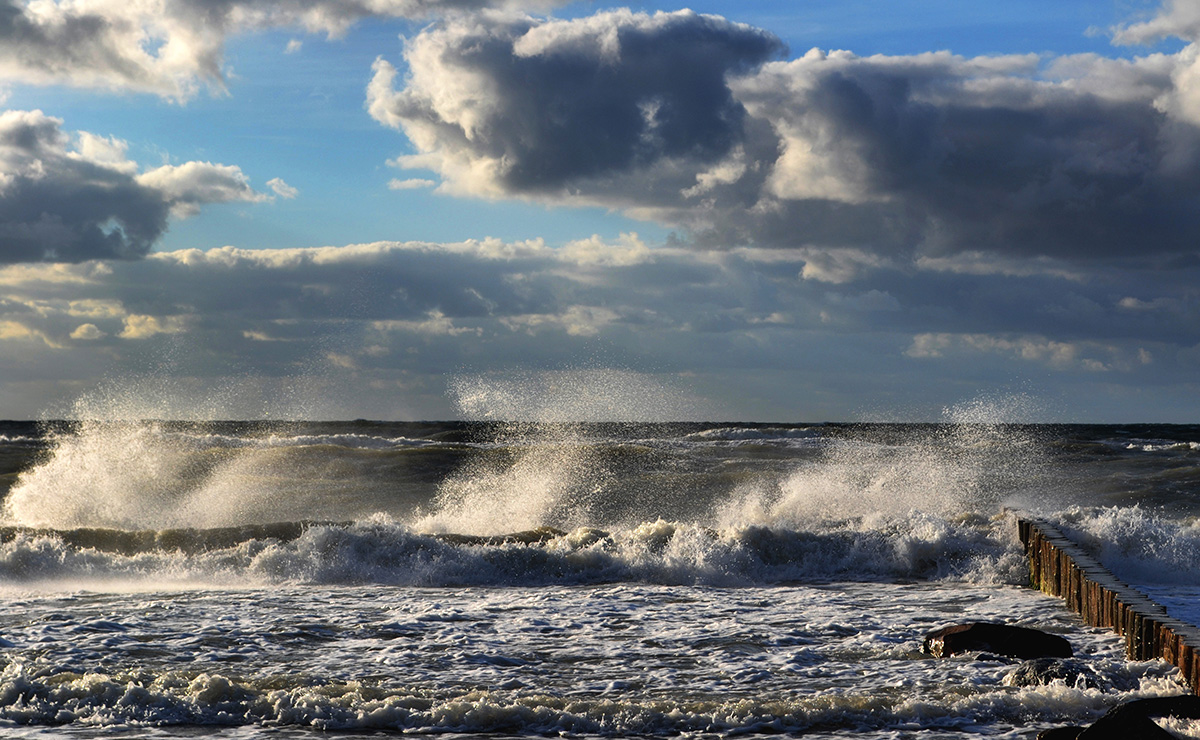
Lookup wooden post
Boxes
[1018,517,1199,695]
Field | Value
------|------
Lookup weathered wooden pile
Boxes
[1018,518,1200,695]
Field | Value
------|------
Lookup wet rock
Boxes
[922,622,1073,659]
[1003,658,1101,689]
[1077,696,1200,739]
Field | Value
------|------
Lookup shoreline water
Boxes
[0,420,1197,736]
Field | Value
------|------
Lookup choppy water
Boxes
[1,410,1199,737]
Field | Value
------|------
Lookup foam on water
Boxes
[0,663,1162,735]
[0,581,1185,738]
[1052,506,1200,585]
[0,516,1030,591]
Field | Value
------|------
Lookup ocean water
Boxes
[1,406,1199,736]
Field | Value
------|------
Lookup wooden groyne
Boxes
[1019,518,1200,694]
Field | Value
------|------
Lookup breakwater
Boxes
[1019,518,1200,694]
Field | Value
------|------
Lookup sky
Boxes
[1,0,1199,422]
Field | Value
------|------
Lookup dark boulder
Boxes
[922,622,1073,659]
[1004,658,1101,689]
[1077,696,1200,740]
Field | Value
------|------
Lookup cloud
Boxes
[0,109,273,263]
[118,314,187,339]
[368,9,786,198]
[902,332,1153,373]
[266,177,299,199]
[0,319,58,346]
[0,236,1196,420]
[138,161,270,217]
[0,109,168,262]
[0,0,570,101]
[1111,0,1200,44]
[387,178,436,190]
[69,323,106,340]
[371,7,1200,267]
[728,46,1200,262]
[501,304,620,336]
[373,310,482,336]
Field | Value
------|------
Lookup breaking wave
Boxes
[0,514,1026,590]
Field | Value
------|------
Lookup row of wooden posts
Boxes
[1018,518,1200,695]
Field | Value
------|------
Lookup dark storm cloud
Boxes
[368,9,786,196]
[373,9,1200,264]
[0,110,270,263]
[7,238,1191,370]
[0,110,168,263]
[721,50,1200,261]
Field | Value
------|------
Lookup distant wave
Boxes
[0,435,41,445]
[683,426,825,444]
[1122,440,1200,453]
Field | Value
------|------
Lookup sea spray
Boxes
[1,420,445,529]
[718,397,1051,528]
[415,369,698,534]
[0,386,1055,586]
[1053,505,1200,587]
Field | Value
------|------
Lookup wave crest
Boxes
[0,514,1026,589]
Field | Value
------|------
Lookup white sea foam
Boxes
[684,426,825,443]
[417,370,692,535]
[0,581,1180,738]
[1,377,1056,592]
[1053,506,1200,586]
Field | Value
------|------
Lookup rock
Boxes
[1078,696,1200,740]
[922,622,1073,659]
[1003,658,1101,689]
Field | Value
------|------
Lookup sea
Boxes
[1,398,1199,737]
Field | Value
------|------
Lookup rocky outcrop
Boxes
[923,622,1073,660]
[1004,657,1101,689]
[1037,696,1200,740]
